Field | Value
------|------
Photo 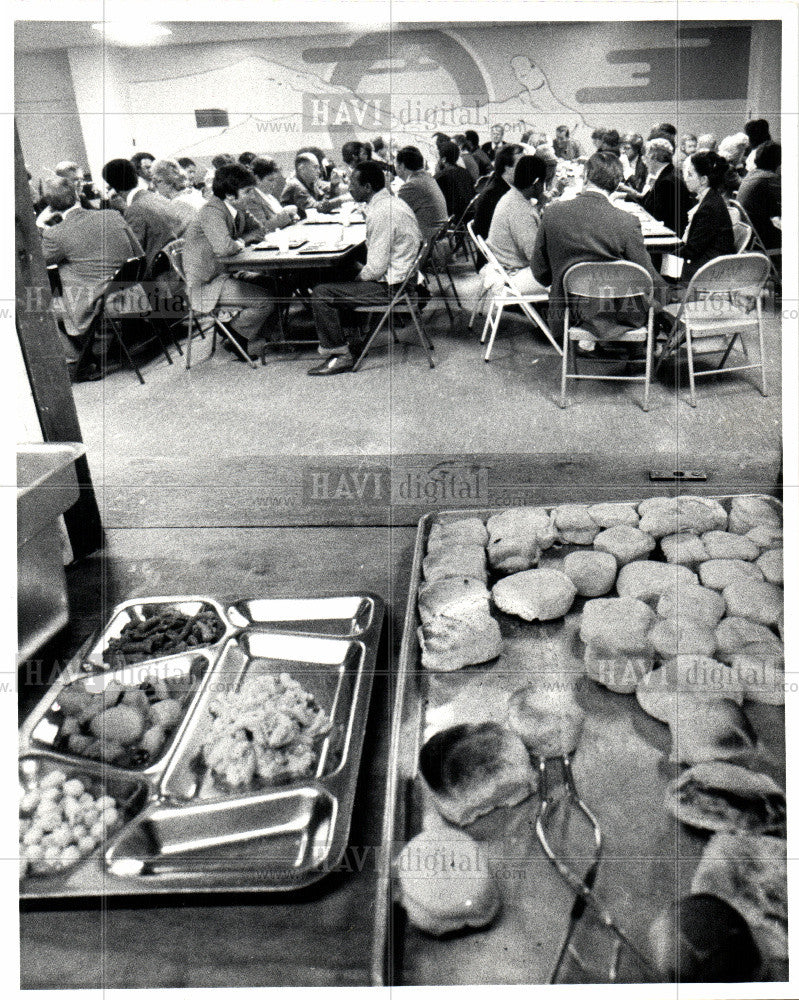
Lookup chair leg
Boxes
[215,318,258,368]
[685,324,697,407]
[148,317,174,365]
[559,328,570,409]
[642,315,653,412]
[469,286,486,330]
[186,310,194,370]
[430,262,455,324]
[352,310,390,372]
[480,298,493,343]
[108,317,145,385]
[444,263,462,309]
[519,302,562,357]
[407,300,436,369]
[484,303,504,362]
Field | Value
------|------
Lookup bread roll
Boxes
[580,597,655,655]
[422,545,488,585]
[638,496,727,538]
[699,558,764,591]
[723,578,782,627]
[732,642,785,705]
[664,762,785,836]
[492,569,576,622]
[486,507,556,573]
[507,685,585,756]
[715,616,781,659]
[668,696,755,764]
[656,585,725,627]
[660,533,708,566]
[728,496,780,535]
[691,833,787,961]
[418,577,492,625]
[396,828,501,936]
[593,525,656,566]
[551,504,599,545]
[427,518,489,551]
[584,647,653,694]
[587,501,640,528]
[418,613,503,672]
[636,656,744,723]
[563,550,617,597]
[649,617,717,659]
[419,723,537,825]
[756,548,782,585]
[616,560,698,604]
[701,530,760,561]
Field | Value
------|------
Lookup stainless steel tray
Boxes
[373,499,785,986]
[19,593,384,899]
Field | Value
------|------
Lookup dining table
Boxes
[226,213,367,273]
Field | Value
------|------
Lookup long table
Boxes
[227,219,367,272]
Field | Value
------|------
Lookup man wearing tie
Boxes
[481,124,507,162]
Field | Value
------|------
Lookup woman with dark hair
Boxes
[743,118,771,172]
[598,129,621,156]
[679,151,735,283]
[618,133,647,193]
[472,143,523,240]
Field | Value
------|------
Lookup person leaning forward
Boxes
[182,163,276,360]
[308,161,422,376]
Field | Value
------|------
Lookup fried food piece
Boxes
[593,525,656,566]
[418,612,503,672]
[656,584,726,627]
[698,559,764,591]
[486,507,556,573]
[649,617,717,659]
[660,533,708,566]
[668,696,756,765]
[723,578,782,627]
[492,569,576,622]
[422,545,488,585]
[427,518,489,551]
[756,548,782,585]
[745,524,783,550]
[551,504,599,545]
[616,560,698,604]
[508,685,585,756]
[715,616,781,659]
[638,496,727,538]
[580,597,655,655]
[700,531,760,561]
[563,550,618,597]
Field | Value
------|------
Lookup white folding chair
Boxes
[733,221,753,253]
[163,239,258,370]
[656,253,771,407]
[560,261,655,411]
[352,241,435,372]
[729,198,781,308]
[466,224,560,361]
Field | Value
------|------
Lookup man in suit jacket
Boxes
[465,130,493,176]
[481,124,507,162]
[238,158,299,233]
[41,176,143,378]
[102,158,185,273]
[435,141,475,222]
[532,152,662,345]
[182,163,274,357]
[638,138,691,237]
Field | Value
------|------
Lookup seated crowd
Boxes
[30,117,780,381]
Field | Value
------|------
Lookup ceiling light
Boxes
[91,22,173,46]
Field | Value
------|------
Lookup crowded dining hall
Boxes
[13,12,791,991]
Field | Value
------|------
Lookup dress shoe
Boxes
[307,354,355,376]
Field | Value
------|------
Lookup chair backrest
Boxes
[431,217,453,247]
[106,256,147,293]
[562,261,655,304]
[681,253,771,299]
[466,219,481,255]
[454,193,480,229]
[733,221,753,253]
[390,239,429,306]
[162,238,187,283]
[46,264,62,297]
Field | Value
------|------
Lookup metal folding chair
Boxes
[162,239,257,370]
[733,221,754,253]
[448,193,480,266]
[655,252,771,407]
[426,217,462,323]
[466,223,560,361]
[352,241,435,372]
[729,198,781,308]
[560,261,655,411]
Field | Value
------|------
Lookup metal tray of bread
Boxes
[373,497,786,986]
[19,593,384,899]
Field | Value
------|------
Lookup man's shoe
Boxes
[307,354,355,376]
[246,338,267,360]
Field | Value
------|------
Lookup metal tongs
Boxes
[533,754,657,983]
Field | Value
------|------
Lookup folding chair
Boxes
[426,217,463,323]
[147,248,186,356]
[162,239,257,370]
[352,241,435,372]
[466,224,561,361]
[90,256,174,384]
[560,261,655,411]
[728,198,781,307]
[656,253,771,407]
[733,221,753,253]
[448,194,480,266]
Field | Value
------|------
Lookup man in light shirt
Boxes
[150,158,201,230]
[308,161,422,376]
[484,154,548,296]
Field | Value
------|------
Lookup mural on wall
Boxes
[576,26,751,104]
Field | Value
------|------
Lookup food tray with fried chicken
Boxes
[19,594,384,899]
[373,497,786,986]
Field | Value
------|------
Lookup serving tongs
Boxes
[533,754,657,983]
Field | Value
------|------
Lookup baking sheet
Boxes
[373,499,786,986]
[19,593,384,900]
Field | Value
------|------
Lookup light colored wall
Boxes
[16,20,782,180]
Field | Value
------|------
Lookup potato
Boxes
[89,704,146,744]
[148,698,182,729]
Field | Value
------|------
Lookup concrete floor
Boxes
[74,266,782,496]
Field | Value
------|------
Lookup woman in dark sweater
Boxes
[472,143,523,240]
[679,150,735,283]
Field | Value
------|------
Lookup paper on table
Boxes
[661,253,684,278]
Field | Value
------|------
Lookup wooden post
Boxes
[14,122,103,559]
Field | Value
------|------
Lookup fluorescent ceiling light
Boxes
[91,21,173,46]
